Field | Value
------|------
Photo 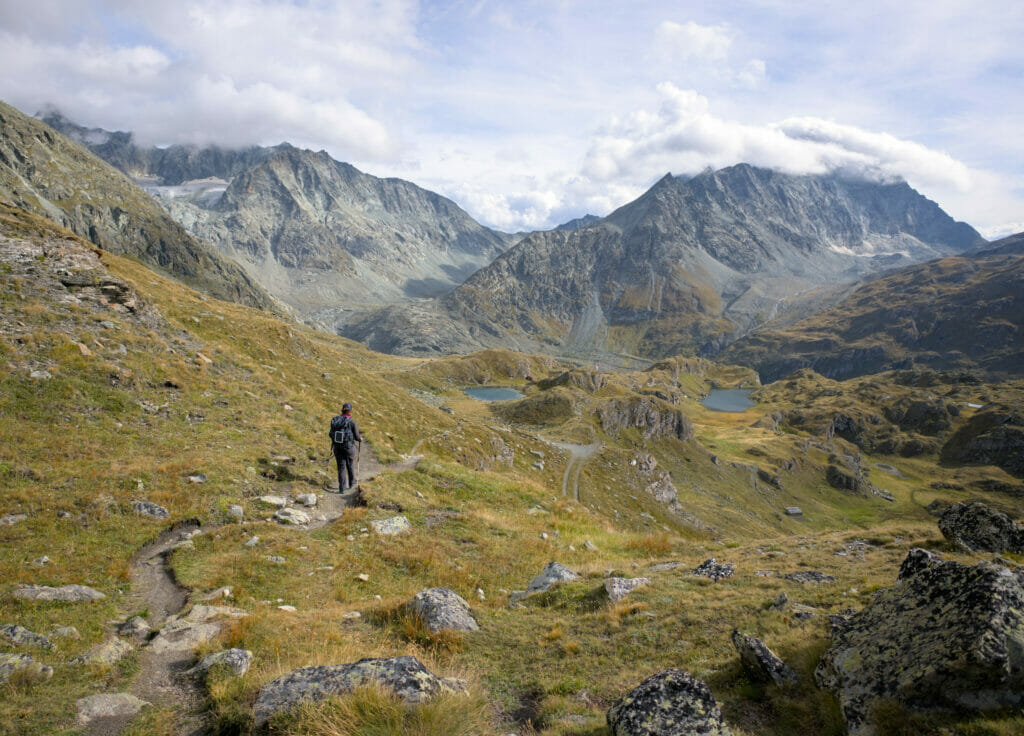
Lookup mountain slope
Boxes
[341,164,984,358]
[0,100,274,310]
[39,111,516,327]
[720,243,1024,381]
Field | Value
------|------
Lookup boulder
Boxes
[370,515,411,535]
[183,648,252,678]
[0,513,27,525]
[75,693,149,727]
[148,606,247,654]
[227,504,244,519]
[131,500,169,519]
[0,652,52,683]
[252,656,465,726]
[12,584,105,602]
[409,588,479,633]
[258,495,288,508]
[938,501,1024,553]
[693,558,734,582]
[526,562,579,594]
[295,493,318,507]
[0,624,55,650]
[604,577,650,602]
[607,669,733,736]
[815,549,1024,735]
[731,630,797,686]
[71,637,133,665]
[117,616,152,640]
[273,507,310,525]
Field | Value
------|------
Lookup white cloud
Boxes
[655,21,732,61]
[979,222,1024,240]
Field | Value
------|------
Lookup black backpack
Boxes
[330,415,355,447]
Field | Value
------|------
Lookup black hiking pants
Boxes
[334,443,356,492]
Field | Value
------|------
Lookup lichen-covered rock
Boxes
[75,693,149,727]
[526,562,579,594]
[693,558,734,582]
[938,501,1024,553]
[71,637,134,665]
[607,669,733,736]
[604,577,651,602]
[117,616,152,640]
[815,549,1024,735]
[370,515,411,535]
[731,630,797,686]
[12,584,105,602]
[183,648,252,678]
[409,588,479,633]
[0,652,52,683]
[131,500,169,518]
[252,655,465,726]
[0,624,55,650]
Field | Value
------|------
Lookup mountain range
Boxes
[339,165,984,360]
[40,111,514,328]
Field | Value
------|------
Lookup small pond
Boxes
[701,388,755,413]
[464,386,525,402]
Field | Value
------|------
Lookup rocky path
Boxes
[550,441,601,502]
[105,441,424,734]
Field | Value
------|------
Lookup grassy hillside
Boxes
[1,204,1021,736]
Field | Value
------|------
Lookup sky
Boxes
[0,0,1021,236]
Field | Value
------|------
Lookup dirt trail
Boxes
[86,521,204,736]
[108,442,424,734]
[550,441,601,501]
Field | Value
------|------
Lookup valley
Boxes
[0,103,1023,736]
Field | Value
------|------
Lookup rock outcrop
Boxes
[598,397,693,441]
[941,406,1024,478]
[0,652,52,683]
[183,648,253,678]
[0,624,55,650]
[815,548,1024,735]
[526,562,580,595]
[938,501,1024,553]
[252,656,465,726]
[75,693,149,728]
[607,669,733,736]
[409,588,479,633]
[731,630,797,686]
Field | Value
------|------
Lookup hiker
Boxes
[329,402,362,492]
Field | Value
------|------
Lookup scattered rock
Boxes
[356,573,370,582]
[75,693,149,727]
[584,540,598,551]
[131,500,169,519]
[183,648,252,678]
[0,652,52,683]
[341,611,361,621]
[71,637,133,665]
[273,507,311,525]
[693,558,735,582]
[33,556,50,566]
[117,616,152,640]
[258,495,287,508]
[12,584,105,602]
[252,656,466,727]
[267,555,286,565]
[199,586,233,601]
[188,473,208,484]
[278,605,297,612]
[938,501,1024,553]
[148,606,247,654]
[0,513,27,525]
[409,588,479,633]
[0,624,54,650]
[227,504,244,520]
[816,549,1024,735]
[295,493,317,507]
[245,535,260,547]
[731,630,797,686]
[50,626,80,640]
[370,515,411,535]
[526,561,580,594]
[785,571,837,584]
[604,577,651,602]
[607,669,733,736]
[29,370,52,380]
[784,507,803,516]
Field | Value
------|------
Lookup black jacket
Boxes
[329,414,362,447]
